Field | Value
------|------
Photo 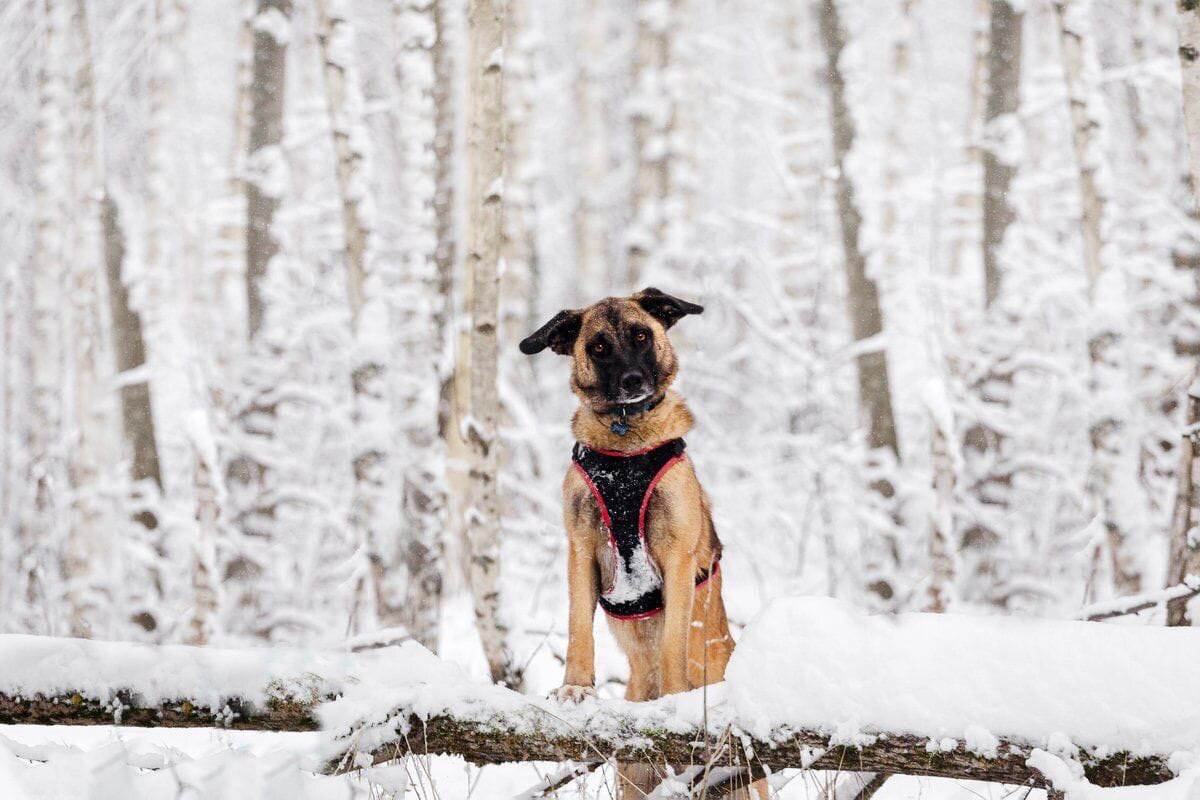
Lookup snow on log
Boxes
[0,634,404,730]
[320,599,1196,788]
[0,600,1196,792]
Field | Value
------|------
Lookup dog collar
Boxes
[606,393,665,436]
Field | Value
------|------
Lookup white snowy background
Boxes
[1,0,1199,796]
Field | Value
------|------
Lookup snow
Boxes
[317,640,722,764]
[317,600,1200,792]
[1,603,1197,796]
[602,537,663,604]
[726,597,1200,758]
[1028,750,1200,799]
[252,7,291,45]
[0,635,405,715]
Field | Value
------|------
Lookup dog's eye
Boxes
[592,342,606,355]
[635,331,647,343]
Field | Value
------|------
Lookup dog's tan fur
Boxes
[562,391,732,699]
[529,294,759,798]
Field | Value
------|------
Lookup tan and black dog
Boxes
[521,288,757,798]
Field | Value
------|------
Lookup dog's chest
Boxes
[571,439,686,618]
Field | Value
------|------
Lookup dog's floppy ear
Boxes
[519,309,583,355]
[633,287,704,329]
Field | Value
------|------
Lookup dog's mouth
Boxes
[613,388,653,405]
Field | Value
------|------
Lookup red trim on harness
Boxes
[589,442,674,458]
[602,561,721,621]
[571,461,612,530]
[604,606,664,621]
[638,454,685,540]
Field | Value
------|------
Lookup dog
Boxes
[521,288,759,798]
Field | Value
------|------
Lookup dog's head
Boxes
[519,288,703,412]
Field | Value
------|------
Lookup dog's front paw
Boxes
[549,684,597,704]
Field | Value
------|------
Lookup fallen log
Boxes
[326,706,1173,788]
[0,682,1172,789]
[0,600,1195,795]
[318,598,1200,791]
[0,688,320,731]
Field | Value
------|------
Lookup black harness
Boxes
[571,438,718,619]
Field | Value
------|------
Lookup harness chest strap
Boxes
[571,438,719,620]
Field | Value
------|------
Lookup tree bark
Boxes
[464,0,516,688]
[816,0,902,603]
[0,673,1172,791]
[102,198,162,495]
[64,0,117,637]
[1055,0,1140,598]
[962,0,1023,605]
[816,0,900,461]
[627,0,675,286]
[1167,385,1200,625]
[316,0,369,328]
[1170,0,1200,627]
[30,0,72,630]
[1178,0,1200,197]
[927,412,957,612]
[88,0,160,504]
[0,688,1168,789]
[390,0,452,650]
[330,710,1172,790]
[186,441,220,645]
[981,1,1022,308]
[315,0,390,635]
[245,0,291,341]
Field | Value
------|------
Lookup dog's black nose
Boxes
[620,372,646,392]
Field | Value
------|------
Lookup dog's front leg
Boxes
[659,552,698,696]
[553,537,599,703]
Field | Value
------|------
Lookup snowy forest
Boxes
[4,0,1200,796]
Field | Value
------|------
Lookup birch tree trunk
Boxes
[502,0,539,337]
[245,0,291,342]
[30,0,72,631]
[927,411,957,613]
[816,0,903,605]
[0,261,24,615]
[961,0,1023,604]
[1167,2,1200,625]
[1167,384,1200,625]
[981,0,1022,308]
[316,0,369,324]
[574,0,611,295]
[1178,0,1200,197]
[103,198,162,500]
[1055,0,1140,597]
[464,0,516,688]
[627,0,674,287]
[226,0,292,596]
[186,439,220,646]
[389,0,453,650]
[64,0,118,636]
[214,4,254,362]
[948,0,990,277]
[72,0,163,525]
[817,0,900,463]
[315,0,390,634]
